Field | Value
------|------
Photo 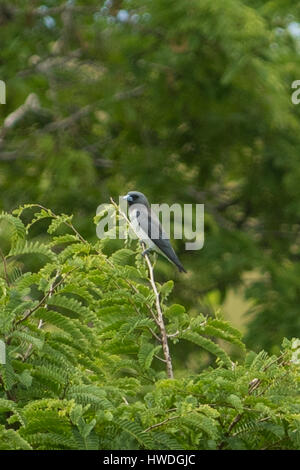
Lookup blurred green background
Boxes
[1,0,300,358]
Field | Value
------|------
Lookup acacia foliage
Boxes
[0,206,299,450]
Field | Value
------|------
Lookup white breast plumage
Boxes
[129,208,156,249]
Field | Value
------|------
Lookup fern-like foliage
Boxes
[0,207,299,450]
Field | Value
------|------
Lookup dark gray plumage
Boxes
[123,191,187,273]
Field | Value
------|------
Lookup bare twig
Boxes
[149,328,162,344]
[126,278,161,329]
[261,437,288,450]
[218,358,288,449]
[0,86,144,157]
[22,204,88,246]
[262,352,287,372]
[15,269,75,326]
[143,250,174,379]
[232,416,271,439]
[122,396,129,405]
[22,271,60,361]
[167,323,197,339]
[40,86,144,134]
[228,413,243,435]
[143,415,179,433]
[0,93,51,142]
[154,354,167,363]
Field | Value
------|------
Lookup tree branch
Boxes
[143,250,174,379]
[15,269,75,326]
[22,271,60,361]
[143,415,179,433]
[40,85,144,134]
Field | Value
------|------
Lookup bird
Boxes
[123,191,187,273]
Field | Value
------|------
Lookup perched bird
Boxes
[123,191,187,273]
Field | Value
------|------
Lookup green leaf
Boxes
[47,214,73,234]
[0,212,26,242]
[8,241,56,262]
[138,342,161,370]
[164,304,185,318]
[10,330,44,350]
[0,426,32,450]
[226,394,243,413]
[18,370,33,388]
[160,280,174,298]
[111,249,136,266]
[181,330,232,368]
[0,398,25,426]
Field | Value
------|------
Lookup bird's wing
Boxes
[130,206,186,272]
[130,205,166,243]
[129,205,155,246]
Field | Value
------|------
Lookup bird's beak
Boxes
[123,194,133,202]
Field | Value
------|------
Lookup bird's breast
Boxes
[129,208,155,248]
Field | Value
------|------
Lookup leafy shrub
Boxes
[0,206,299,450]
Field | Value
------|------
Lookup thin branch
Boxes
[262,352,287,372]
[261,437,289,450]
[217,413,243,450]
[167,323,199,339]
[112,283,162,343]
[149,328,162,344]
[40,86,144,134]
[15,269,75,326]
[232,416,271,439]
[122,396,129,405]
[218,358,288,449]
[127,278,161,329]
[0,86,144,153]
[257,370,289,398]
[143,415,180,433]
[228,413,243,435]
[0,150,24,161]
[22,271,60,361]
[143,248,174,379]
[23,204,88,245]
[154,354,167,363]
[0,373,16,402]
[0,93,49,140]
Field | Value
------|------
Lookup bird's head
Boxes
[123,191,150,208]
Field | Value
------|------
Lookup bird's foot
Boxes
[141,247,153,257]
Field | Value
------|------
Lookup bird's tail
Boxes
[176,261,187,273]
[168,249,187,273]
